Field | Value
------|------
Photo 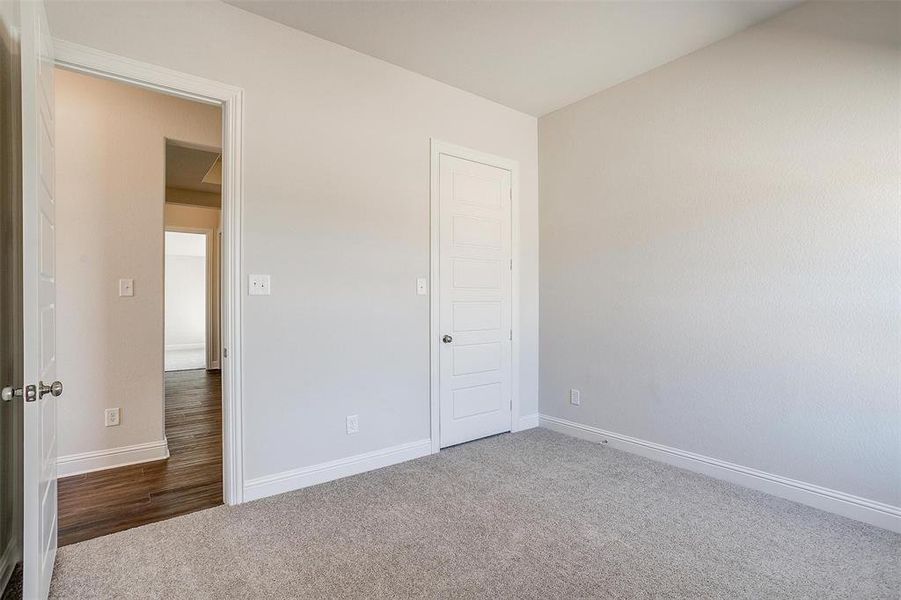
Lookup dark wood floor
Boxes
[58,369,222,546]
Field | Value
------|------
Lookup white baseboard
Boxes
[57,438,170,477]
[244,438,432,502]
[540,414,901,533]
[515,413,540,431]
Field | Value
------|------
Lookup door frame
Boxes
[429,139,521,454]
[53,40,247,505]
[164,226,218,371]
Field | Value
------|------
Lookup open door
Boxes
[20,1,59,597]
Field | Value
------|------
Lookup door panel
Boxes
[21,0,57,597]
[438,153,512,448]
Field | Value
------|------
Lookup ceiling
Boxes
[225,0,801,116]
[166,142,222,194]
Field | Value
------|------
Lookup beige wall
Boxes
[47,0,539,483]
[56,68,221,462]
[539,1,900,506]
[165,203,222,368]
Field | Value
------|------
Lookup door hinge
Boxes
[509,329,513,341]
[223,347,228,358]
[509,258,512,270]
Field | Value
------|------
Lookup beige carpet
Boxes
[51,429,900,599]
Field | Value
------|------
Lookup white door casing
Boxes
[53,40,245,505]
[20,0,58,597]
[436,149,513,448]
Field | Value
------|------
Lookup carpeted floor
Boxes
[50,429,900,599]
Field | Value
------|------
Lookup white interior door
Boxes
[438,153,512,448]
[20,0,58,597]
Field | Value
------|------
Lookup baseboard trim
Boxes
[515,413,539,431]
[57,438,170,477]
[243,438,432,502]
[539,414,901,533]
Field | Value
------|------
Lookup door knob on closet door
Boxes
[442,335,453,344]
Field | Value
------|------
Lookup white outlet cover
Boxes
[570,389,581,406]
[104,407,121,427]
[249,274,271,296]
[346,414,359,434]
[416,278,427,296]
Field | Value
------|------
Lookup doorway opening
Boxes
[165,231,209,371]
[53,68,226,546]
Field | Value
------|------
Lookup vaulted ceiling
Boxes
[225,0,801,116]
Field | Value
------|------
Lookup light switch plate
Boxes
[118,278,134,297]
[570,389,581,406]
[416,278,427,296]
[249,274,271,296]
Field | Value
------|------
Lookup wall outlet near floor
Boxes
[105,407,121,427]
[570,389,581,406]
[346,414,359,434]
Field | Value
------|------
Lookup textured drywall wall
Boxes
[47,0,539,481]
[539,1,900,506]
[56,68,221,458]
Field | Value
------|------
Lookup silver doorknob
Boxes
[1,386,21,402]
[39,381,63,399]
[442,335,453,343]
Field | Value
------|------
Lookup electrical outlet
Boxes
[346,414,359,434]
[416,278,427,296]
[570,389,581,406]
[105,408,121,427]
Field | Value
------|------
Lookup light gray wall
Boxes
[539,1,900,506]
[47,0,539,481]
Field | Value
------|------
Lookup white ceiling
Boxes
[225,0,801,116]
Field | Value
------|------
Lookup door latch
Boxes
[2,383,56,402]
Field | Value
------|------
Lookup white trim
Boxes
[57,438,170,477]
[517,413,539,431]
[244,439,432,502]
[53,39,246,505]
[540,415,901,533]
[429,139,521,453]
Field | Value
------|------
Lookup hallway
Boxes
[58,370,222,546]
